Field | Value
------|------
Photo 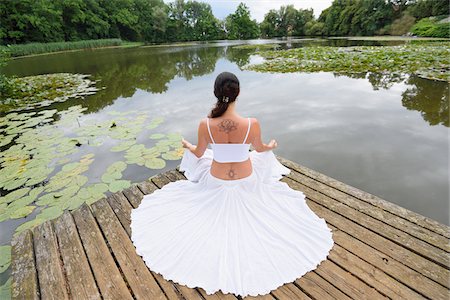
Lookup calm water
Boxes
[2,38,449,232]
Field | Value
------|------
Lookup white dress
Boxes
[130,148,335,297]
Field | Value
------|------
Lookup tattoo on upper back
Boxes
[217,119,238,134]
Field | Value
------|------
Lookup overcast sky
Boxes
[163,0,333,21]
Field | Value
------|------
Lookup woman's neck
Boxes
[222,101,237,117]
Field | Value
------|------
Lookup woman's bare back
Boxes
[207,116,254,180]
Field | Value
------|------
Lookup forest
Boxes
[0,0,448,46]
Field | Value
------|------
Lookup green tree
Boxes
[225,3,260,39]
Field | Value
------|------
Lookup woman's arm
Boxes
[250,118,278,152]
[181,118,209,158]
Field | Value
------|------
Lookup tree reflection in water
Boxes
[402,75,449,127]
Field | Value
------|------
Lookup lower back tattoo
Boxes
[227,167,236,179]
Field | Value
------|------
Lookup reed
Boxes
[1,39,123,57]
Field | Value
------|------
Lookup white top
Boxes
[207,117,251,163]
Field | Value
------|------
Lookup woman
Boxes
[130,72,334,297]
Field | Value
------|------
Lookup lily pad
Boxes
[0,277,11,300]
[149,133,165,139]
[9,205,35,219]
[145,158,166,169]
[0,245,11,273]
[108,180,131,193]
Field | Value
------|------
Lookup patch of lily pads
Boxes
[232,43,281,50]
[0,73,100,113]
[244,41,450,82]
[0,106,184,243]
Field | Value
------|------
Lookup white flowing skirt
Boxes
[130,148,334,297]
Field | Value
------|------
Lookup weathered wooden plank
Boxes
[271,283,312,300]
[151,272,184,300]
[328,223,443,299]
[122,184,144,208]
[196,287,223,300]
[137,179,159,195]
[315,259,387,299]
[281,178,449,298]
[329,233,426,300]
[282,176,450,292]
[11,230,39,300]
[53,211,100,300]
[91,198,167,300]
[242,293,276,300]
[122,186,185,300]
[151,173,172,188]
[106,192,133,236]
[173,284,203,300]
[296,271,351,300]
[33,220,69,300]
[72,203,132,300]
[294,173,449,269]
[287,169,450,254]
[121,184,183,300]
[164,169,186,181]
[277,155,450,238]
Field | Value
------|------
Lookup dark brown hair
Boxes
[208,72,240,118]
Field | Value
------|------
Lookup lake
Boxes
[1,38,448,256]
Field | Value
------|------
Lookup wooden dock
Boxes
[10,155,450,300]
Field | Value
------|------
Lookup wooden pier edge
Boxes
[10,156,450,300]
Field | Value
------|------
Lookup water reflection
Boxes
[402,76,449,127]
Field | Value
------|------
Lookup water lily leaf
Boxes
[9,205,35,219]
[101,173,120,184]
[149,133,165,139]
[166,132,182,141]
[88,183,109,194]
[147,117,164,129]
[111,140,136,152]
[106,161,127,174]
[145,158,166,169]
[3,177,28,191]
[0,245,11,273]
[162,150,183,160]
[67,197,87,211]
[36,205,64,220]
[0,277,11,300]
[108,180,131,193]
[0,187,30,205]
[14,217,46,234]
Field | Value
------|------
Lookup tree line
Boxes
[0,0,448,45]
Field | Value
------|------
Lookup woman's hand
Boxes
[181,138,193,150]
[267,139,278,150]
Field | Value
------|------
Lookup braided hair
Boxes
[208,72,240,118]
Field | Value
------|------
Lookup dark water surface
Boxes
[2,38,449,231]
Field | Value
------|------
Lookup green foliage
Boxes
[0,49,14,99]
[0,39,122,57]
[165,0,224,42]
[406,0,449,19]
[377,12,416,35]
[319,0,394,36]
[225,3,260,39]
[260,5,315,37]
[411,17,450,38]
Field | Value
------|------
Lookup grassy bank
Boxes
[0,39,128,57]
